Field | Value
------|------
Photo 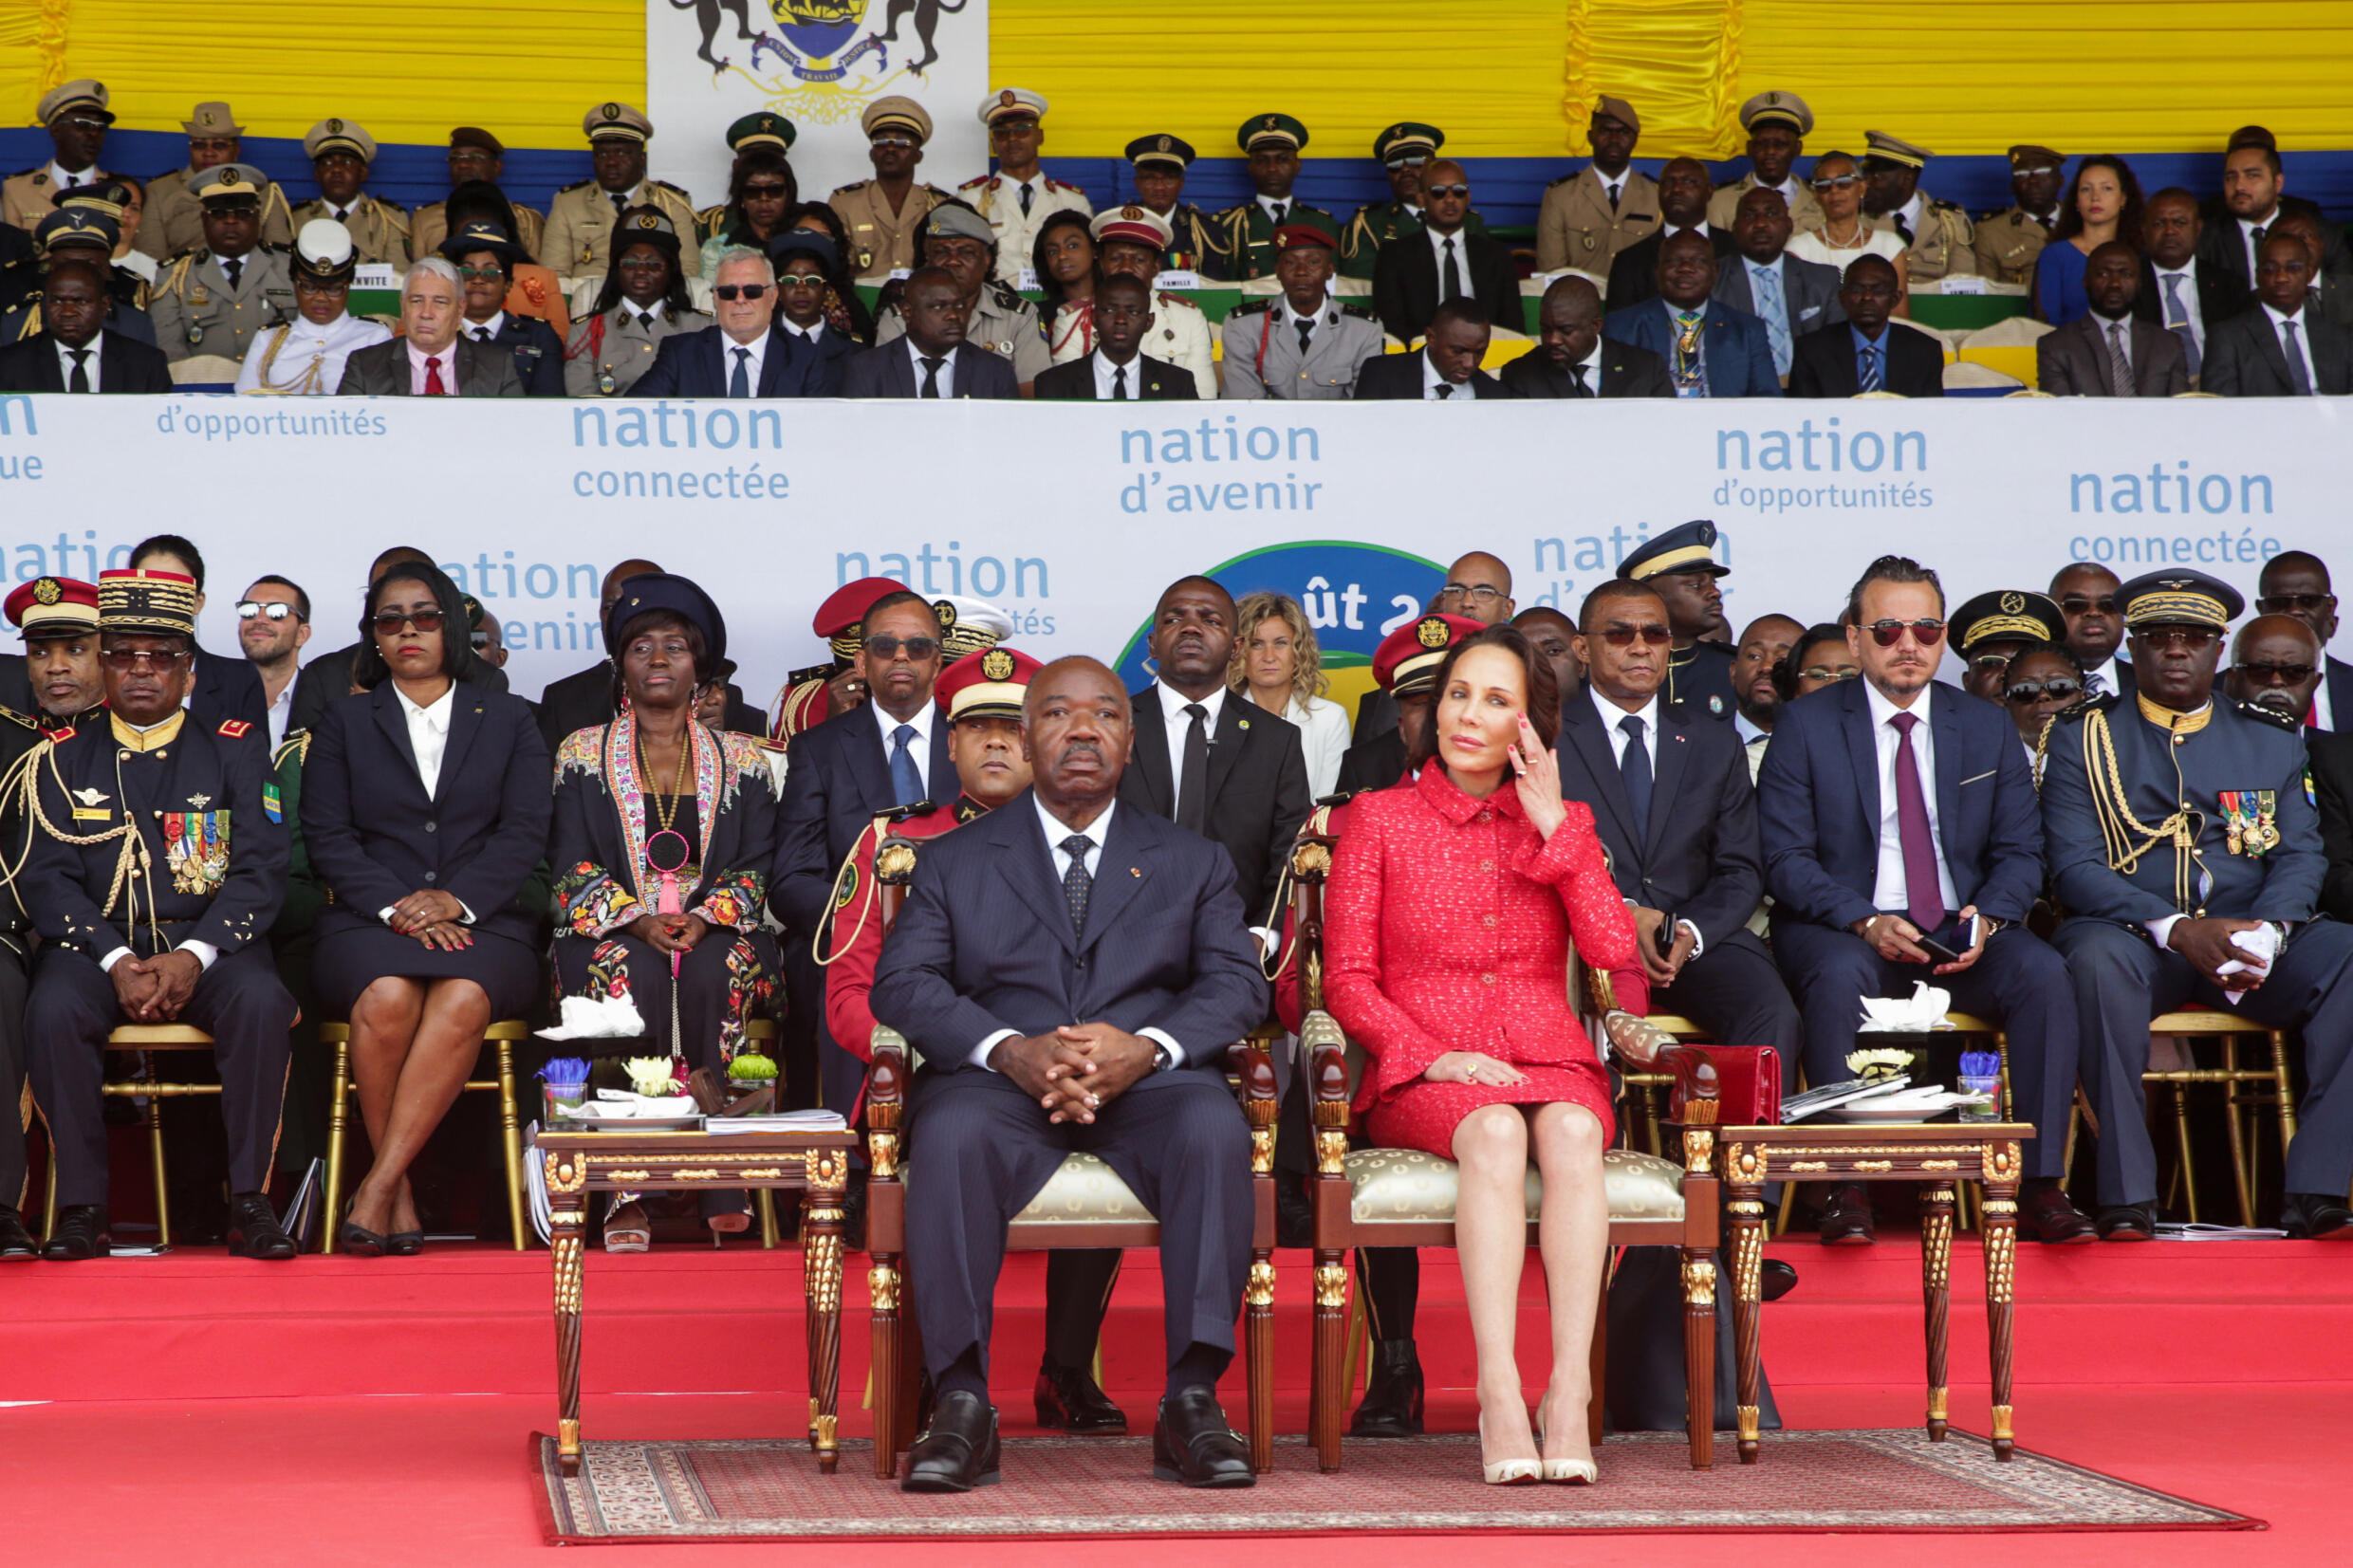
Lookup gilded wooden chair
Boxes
[319,1019,531,1253]
[44,1024,223,1246]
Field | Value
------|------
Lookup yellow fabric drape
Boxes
[2,0,645,148]
[1567,0,1744,157]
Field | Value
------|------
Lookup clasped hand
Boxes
[111,949,202,1024]
[629,912,709,955]
[991,1022,1157,1123]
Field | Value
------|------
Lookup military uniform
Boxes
[1219,296,1384,399]
[876,276,1051,383]
[541,102,702,282]
[1971,207,2055,286]
[412,200,543,263]
[1058,207,1215,395]
[152,245,294,363]
[830,178,950,280]
[0,701,38,1220]
[0,207,155,348]
[1342,121,1486,281]
[1862,132,1975,283]
[287,120,410,267]
[143,172,293,261]
[1539,166,1660,274]
[1623,521,1739,722]
[563,301,712,397]
[3,79,114,233]
[1213,113,1331,283]
[958,171,1091,283]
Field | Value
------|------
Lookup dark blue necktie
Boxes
[729,345,750,398]
[889,723,924,806]
[1859,343,1883,394]
[1619,713,1652,836]
[1061,835,1093,935]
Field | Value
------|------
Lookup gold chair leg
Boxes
[147,1077,171,1249]
[2171,1081,2199,1226]
[2221,1040,2255,1229]
[1997,1033,2013,1120]
[2271,1033,2299,1151]
[496,1041,527,1251]
[43,1148,56,1240]
[322,1037,350,1254]
[758,1189,780,1249]
[1641,1081,1662,1157]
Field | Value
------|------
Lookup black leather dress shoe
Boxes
[43,1205,109,1261]
[1034,1361,1126,1433]
[1152,1386,1254,1488]
[2023,1184,2098,1245]
[1816,1184,1875,1245]
[1348,1339,1425,1436]
[2281,1193,2353,1240]
[902,1391,999,1493]
[1760,1259,1800,1301]
[2096,1202,2158,1242]
[225,1191,298,1260]
[0,1204,36,1260]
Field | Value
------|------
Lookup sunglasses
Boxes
[99,648,189,670]
[2136,625,2220,651]
[2233,661,2317,683]
[2005,677,2084,703]
[457,265,504,282]
[1599,624,1673,647]
[713,284,771,301]
[2255,593,2333,614]
[1424,183,1471,198]
[1863,618,1946,647]
[1809,175,1862,191]
[371,609,446,634]
[742,182,792,199]
[863,634,940,660]
[237,600,301,622]
[2059,596,2119,615]
[1801,666,1860,682]
[871,135,917,149]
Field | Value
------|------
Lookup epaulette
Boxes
[1711,175,1743,191]
[2236,699,2302,730]
[752,736,787,755]
[559,177,597,194]
[271,730,311,768]
[1545,170,1578,188]
[217,719,254,738]
[2055,692,2118,723]
[986,278,1025,309]
[833,179,868,194]
[956,174,993,190]
[10,168,46,185]
[1154,289,1201,310]
[878,799,935,822]
[0,705,37,732]
[1228,297,1272,317]
[650,178,691,197]
[255,240,291,255]
[1930,197,1964,213]
[787,663,836,685]
[1045,175,1084,194]
[1340,303,1378,320]
[1312,789,1362,810]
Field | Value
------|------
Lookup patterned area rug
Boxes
[532,1430,2259,1541]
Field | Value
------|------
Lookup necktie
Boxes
[1606,180,1621,212]
[1019,182,1033,218]
[611,192,627,216]
[1618,714,1652,837]
[2160,273,2201,378]
[1894,214,1916,246]
[1440,236,1461,303]
[1859,342,1883,394]
[2251,224,2268,276]
[1176,703,1210,833]
[1061,835,1094,936]
[1110,363,1128,400]
[2106,322,2136,397]
[66,348,90,394]
[2312,286,2327,317]
[424,355,446,396]
[1567,361,1590,397]
[1435,382,1453,399]
[918,355,943,397]
[1268,202,1287,227]
[1296,318,1314,356]
[1753,264,1792,377]
[223,257,242,290]
[2084,668,2107,698]
[888,723,924,807]
[2282,319,2314,396]
[729,345,751,397]
[1888,711,1945,935]
[637,311,655,331]
[473,325,493,343]
[1673,310,1706,395]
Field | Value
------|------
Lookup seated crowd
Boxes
[1,521,2350,1496]
[5,81,2347,398]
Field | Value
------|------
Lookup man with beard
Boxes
[1730,613,1805,744]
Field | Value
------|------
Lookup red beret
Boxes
[1372,613,1484,696]
[936,644,1042,722]
[813,575,908,658]
[6,576,100,640]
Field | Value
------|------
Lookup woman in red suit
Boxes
[1325,625,1639,1485]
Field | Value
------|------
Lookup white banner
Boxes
[644,0,991,209]
[0,394,2343,721]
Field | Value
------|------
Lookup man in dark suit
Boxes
[840,266,1019,398]
[0,259,169,392]
[2313,729,2353,922]
[2049,562,2136,701]
[872,655,1267,1492]
[335,257,522,396]
[1352,299,1507,400]
[1499,276,1673,399]
[125,536,267,731]
[1788,255,1943,397]
[1033,272,1195,400]
[535,558,664,748]
[2254,550,2353,730]
[1604,157,1733,310]
[2134,189,2238,382]
[440,218,565,396]
[1757,555,2091,1245]
[1713,187,1844,385]
[631,248,832,397]
[2193,142,2326,311]
[287,544,509,738]
[1559,580,1803,1080]
[2203,231,2353,397]
[1603,231,1780,397]
[2223,614,2325,726]
[2038,240,2190,397]
[1370,158,1517,344]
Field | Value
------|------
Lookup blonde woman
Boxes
[1231,591,1351,797]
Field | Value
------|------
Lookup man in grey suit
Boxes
[1711,187,1843,386]
[2037,241,2190,397]
[839,266,1019,398]
[1498,276,1672,398]
[1218,221,1383,399]
[335,257,522,396]
[2204,231,2353,397]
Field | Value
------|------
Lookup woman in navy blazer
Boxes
[304,562,551,1256]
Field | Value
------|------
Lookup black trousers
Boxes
[0,939,28,1209]
[2053,917,2353,1207]
[1648,928,1805,1091]
[27,943,296,1208]
[906,1068,1252,1382]
[1270,1061,1418,1343]
[1775,920,2079,1180]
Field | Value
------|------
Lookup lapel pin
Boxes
[1129,867,1141,877]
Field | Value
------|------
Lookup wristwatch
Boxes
[1151,1042,1175,1074]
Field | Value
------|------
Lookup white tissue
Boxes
[536,994,649,1042]
[563,1093,697,1121]
[2215,924,2281,1005]
[1856,981,1955,1032]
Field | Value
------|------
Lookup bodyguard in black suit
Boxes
[0,327,171,393]
[1787,256,1943,397]
[1370,158,1518,344]
[872,656,1267,1492]
[2201,232,2353,396]
[2313,729,2353,921]
[1604,156,1733,309]
[2252,550,2353,733]
[1498,276,1674,399]
[1556,581,1802,1081]
[630,323,829,397]
[839,266,1019,398]
[1033,273,1195,401]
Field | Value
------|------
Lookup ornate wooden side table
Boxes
[536,1129,860,1475]
[1715,1121,2031,1464]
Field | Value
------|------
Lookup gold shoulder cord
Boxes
[2079,707,2199,912]
[811,821,883,968]
[1,740,160,948]
[1260,802,1336,983]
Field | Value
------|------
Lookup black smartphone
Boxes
[1654,913,1678,958]
[1915,932,1963,965]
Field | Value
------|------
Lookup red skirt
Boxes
[1363,1061,1616,1160]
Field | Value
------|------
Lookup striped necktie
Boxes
[1858,342,1883,394]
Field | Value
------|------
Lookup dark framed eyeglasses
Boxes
[1863,618,1946,647]
[236,600,302,622]
[1437,582,1504,604]
[713,283,771,302]
[2005,677,2084,703]
[1600,624,1673,647]
[2059,595,2119,616]
[741,182,792,199]
[2255,592,2334,615]
[2136,625,2220,652]
[2233,660,2317,684]
[370,609,446,634]
[863,634,939,660]
[1424,183,1471,198]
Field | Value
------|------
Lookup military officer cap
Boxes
[2009,144,2064,173]
[449,125,505,157]
[1862,131,1933,171]
[194,162,269,209]
[1739,92,1812,137]
[292,219,359,284]
[1091,205,1173,250]
[863,96,933,143]
[1376,614,1484,698]
[1240,113,1309,154]
[936,644,1042,724]
[933,595,1014,660]
[1375,122,1444,166]
[1951,589,2066,654]
[728,112,796,154]
[56,178,135,222]
[439,218,529,269]
[1272,216,1343,252]
[1592,95,1640,134]
[922,202,995,248]
[98,568,199,638]
[34,206,118,254]
[813,577,908,660]
[613,205,682,257]
[38,80,112,127]
[2118,570,2244,632]
[305,119,378,163]
[584,101,655,145]
[769,228,838,271]
[604,571,728,665]
[978,87,1047,127]
[6,576,101,641]
[183,101,243,137]
[1623,520,1730,581]
[1125,134,1195,172]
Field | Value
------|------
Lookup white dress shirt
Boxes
[1420,350,1473,399]
[2082,655,2126,698]
[265,678,295,750]
[718,327,770,396]
[873,694,936,779]
[465,310,507,344]
[1862,681,1960,915]
[2151,262,2206,353]
[1155,679,1226,804]
[405,338,458,396]
[1734,710,1767,746]
[781,317,824,344]
[1592,688,1704,952]
[1091,348,1145,399]
[1426,224,1471,297]
[49,160,97,192]
[1256,194,1296,226]
[903,337,956,397]
[235,310,392,396]
[398,682,456,797]
[2261,303,2316,388]
[2239,212,2278,283]
[53,336,99,392]
[1284,692,1353,800]
[1890,193,1926,238]
[2314,677,2336,731]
